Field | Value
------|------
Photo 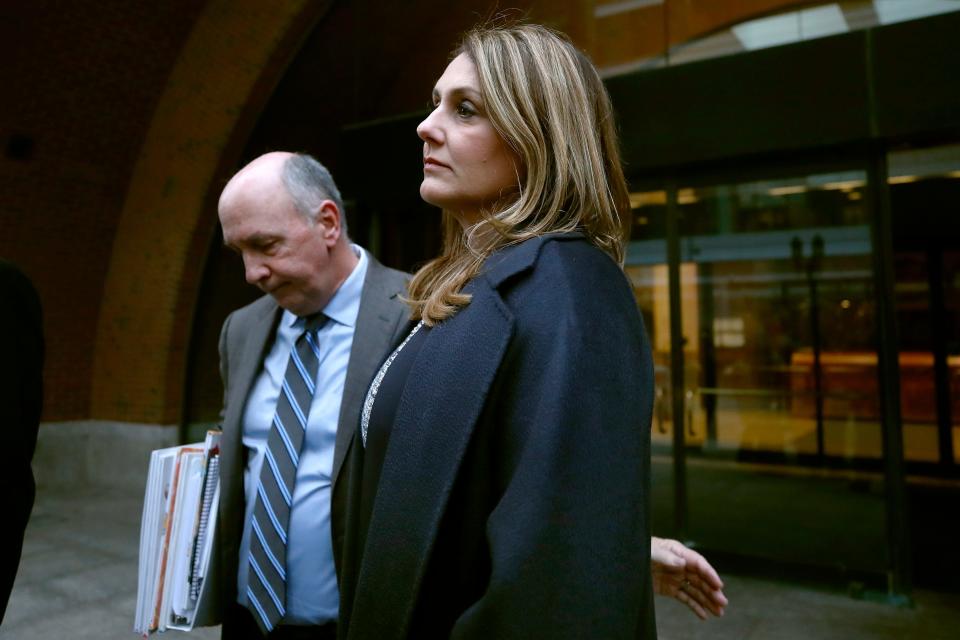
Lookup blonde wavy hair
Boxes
[407,23,631,325]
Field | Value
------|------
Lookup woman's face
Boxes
[417,53,520,227]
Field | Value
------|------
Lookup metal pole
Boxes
[926,247,955,467]
[666,181,688,539]
[794,235,826,462]
[867,150,912,601]
[699,262,718,446]
[810,235,826,463]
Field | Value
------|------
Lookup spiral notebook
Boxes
[134,430,221,636]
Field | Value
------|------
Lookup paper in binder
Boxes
[134,430,221,636]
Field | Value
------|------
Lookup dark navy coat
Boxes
[341,234,656,639]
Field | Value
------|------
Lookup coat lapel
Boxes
[347,278,514,639]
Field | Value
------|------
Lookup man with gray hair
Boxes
[215,151,408,639]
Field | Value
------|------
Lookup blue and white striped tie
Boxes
[246,313,326,635]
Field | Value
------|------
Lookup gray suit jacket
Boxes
[215,252,409,616]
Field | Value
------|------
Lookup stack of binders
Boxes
[134,430,221,636]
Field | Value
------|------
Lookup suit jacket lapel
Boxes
[332,254,408,489]
[348,278,514,639]
[218,298,281,603]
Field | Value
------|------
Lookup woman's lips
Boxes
[424,157,450,171]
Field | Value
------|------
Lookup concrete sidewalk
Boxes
[2,485,959,639]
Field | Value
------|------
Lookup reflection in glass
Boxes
[624,195,674,535]
[668,173,881,463]
[890,143,960,465]
[945,251,960,464]
[629,170,888,572]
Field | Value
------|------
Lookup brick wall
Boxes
[89,0,324,424]
[1,0,207,420]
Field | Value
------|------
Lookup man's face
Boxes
[219,180,336,317]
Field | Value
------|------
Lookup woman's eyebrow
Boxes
[433,85,482,101]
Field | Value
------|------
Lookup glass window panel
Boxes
[675,169,887,573]
[626,190,675,536]
[890,143,960,465]
[893,253,939,462]
[945,251,960,463]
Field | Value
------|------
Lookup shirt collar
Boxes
[281,244,368,331]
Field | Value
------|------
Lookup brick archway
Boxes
[91,0,330,424]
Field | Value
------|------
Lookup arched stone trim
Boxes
[92,0,331,423]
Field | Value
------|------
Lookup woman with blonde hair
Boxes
[339,23,657,638]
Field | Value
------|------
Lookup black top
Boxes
[353,322,430,573]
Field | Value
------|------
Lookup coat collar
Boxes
[481,231,585,288]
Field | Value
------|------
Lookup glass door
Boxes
[624,189,676,535]
[670,166,889,573]
[946,249,960,465]
[889,143,960,468]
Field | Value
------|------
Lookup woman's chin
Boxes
[419,184,449,209]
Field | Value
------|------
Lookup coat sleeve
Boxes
[451,244,657,639]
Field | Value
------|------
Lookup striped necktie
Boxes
[246,313,327,634]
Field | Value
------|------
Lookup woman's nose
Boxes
[417,108,442,144]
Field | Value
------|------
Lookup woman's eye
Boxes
[456,102,476,118]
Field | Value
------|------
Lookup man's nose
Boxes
[243,256,269,284]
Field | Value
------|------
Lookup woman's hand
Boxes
[651,536,728,620]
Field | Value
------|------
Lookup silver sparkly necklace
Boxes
[360,320,425,447]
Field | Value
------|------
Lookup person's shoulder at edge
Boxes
[0,260,38,294]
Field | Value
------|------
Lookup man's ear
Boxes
[315,200,341,245]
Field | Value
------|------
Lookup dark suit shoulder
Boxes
[358,255,412,348]
[363,254,409,296]
[227,293,276,323]
[220,295,279,351]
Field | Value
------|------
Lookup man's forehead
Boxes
[220,153,289,205]
[221,176,293,219]
[222,209,289,238]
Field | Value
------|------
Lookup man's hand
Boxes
[651,536,728,620]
